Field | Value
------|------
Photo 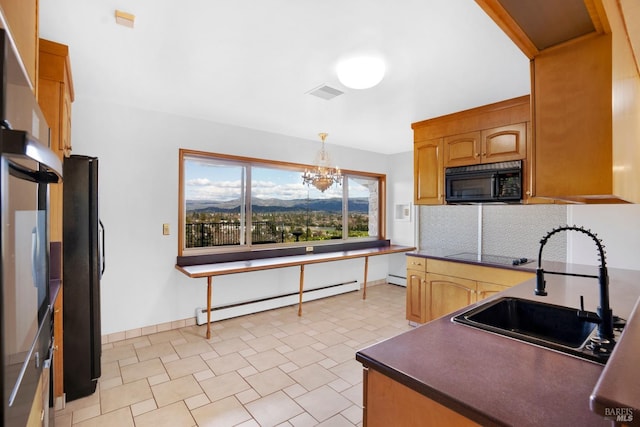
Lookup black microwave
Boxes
[445,160,522,203]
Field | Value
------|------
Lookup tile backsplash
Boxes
[419,205,479,254]
[419,204,567,262]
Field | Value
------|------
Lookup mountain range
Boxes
[187,197,369,214]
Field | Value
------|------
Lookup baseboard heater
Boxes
[195,280,360,325]
[387,274,406,286]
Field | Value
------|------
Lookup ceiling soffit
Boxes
[475,0,609,58]
[496,0,595,50]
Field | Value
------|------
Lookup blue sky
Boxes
[185,158,370,201]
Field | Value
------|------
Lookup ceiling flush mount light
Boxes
[302,133,342,192]
[336,56,386,89]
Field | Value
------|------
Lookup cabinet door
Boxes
[364,368,479,427]
[0,0,38,88]
[443,131,481,167]
[414,139,444,205]
[476,282,509,302]
[406,270,427,323]
[481,123,526,164]
[61,82,73,157]
[533,35,612,200]
[53,288,64,400]
[38,78,62,151]
[428,273,476,320]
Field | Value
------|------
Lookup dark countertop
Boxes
[357,257,640,426]
[407,248,538,272]
[591,296,640,425]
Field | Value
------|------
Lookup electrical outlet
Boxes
[306,246,313,253]
[162,223,170,235]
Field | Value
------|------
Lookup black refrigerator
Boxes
[63,155,103,401]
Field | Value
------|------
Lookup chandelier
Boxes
[302,133,342,192]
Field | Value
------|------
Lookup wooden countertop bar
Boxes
[176,245,415,339]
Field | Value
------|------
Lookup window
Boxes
[179,149,385,256]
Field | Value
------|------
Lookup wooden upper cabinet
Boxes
[413,96,530,205]
[482,123,526,163]
[414,139,444,205]
[0,0,39,90]
[605,0,640,203]
[532,34,617,202]
[38,38,74,158]
[443,132,480,167]
[444,124,526,167]
[475,0,640,203]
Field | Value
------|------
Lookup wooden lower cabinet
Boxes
[476,281,509,301]
[363,367,479,427]
[428,273,475,320]
[406,270,427,323]
[406,256,428,323]
[406,258,534,323]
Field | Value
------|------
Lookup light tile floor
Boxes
[55,284,411,427]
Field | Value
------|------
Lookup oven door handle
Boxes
[99,220,106,278]
[31,227,38,286]
[491,174,497,199]
[8,160,59,184]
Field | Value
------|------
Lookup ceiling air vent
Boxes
[307,84,344,100]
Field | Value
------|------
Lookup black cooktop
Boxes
[445,252,532,266]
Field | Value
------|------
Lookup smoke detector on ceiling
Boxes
[115,10,135,28]
[307,84,344,100]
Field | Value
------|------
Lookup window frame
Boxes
[178,148,386,257]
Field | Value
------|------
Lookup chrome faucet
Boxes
[535,225,614,341]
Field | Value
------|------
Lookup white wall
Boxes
[385,152,416,280]
[567,204,640,270]
[71,98,398,335]
[387,151,415,247]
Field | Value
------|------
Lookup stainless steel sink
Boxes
[452,297,614,364]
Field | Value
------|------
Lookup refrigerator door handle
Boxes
[99,219,105,278]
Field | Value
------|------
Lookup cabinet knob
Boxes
[474,153,479,158]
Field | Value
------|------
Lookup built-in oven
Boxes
[0,28,62,426]
[444,160,522,204]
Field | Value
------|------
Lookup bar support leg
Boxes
[206,276,212,339]
[298,265,305,316]
[363,256,369,300]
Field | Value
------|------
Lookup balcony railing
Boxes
[185,221,284,248]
